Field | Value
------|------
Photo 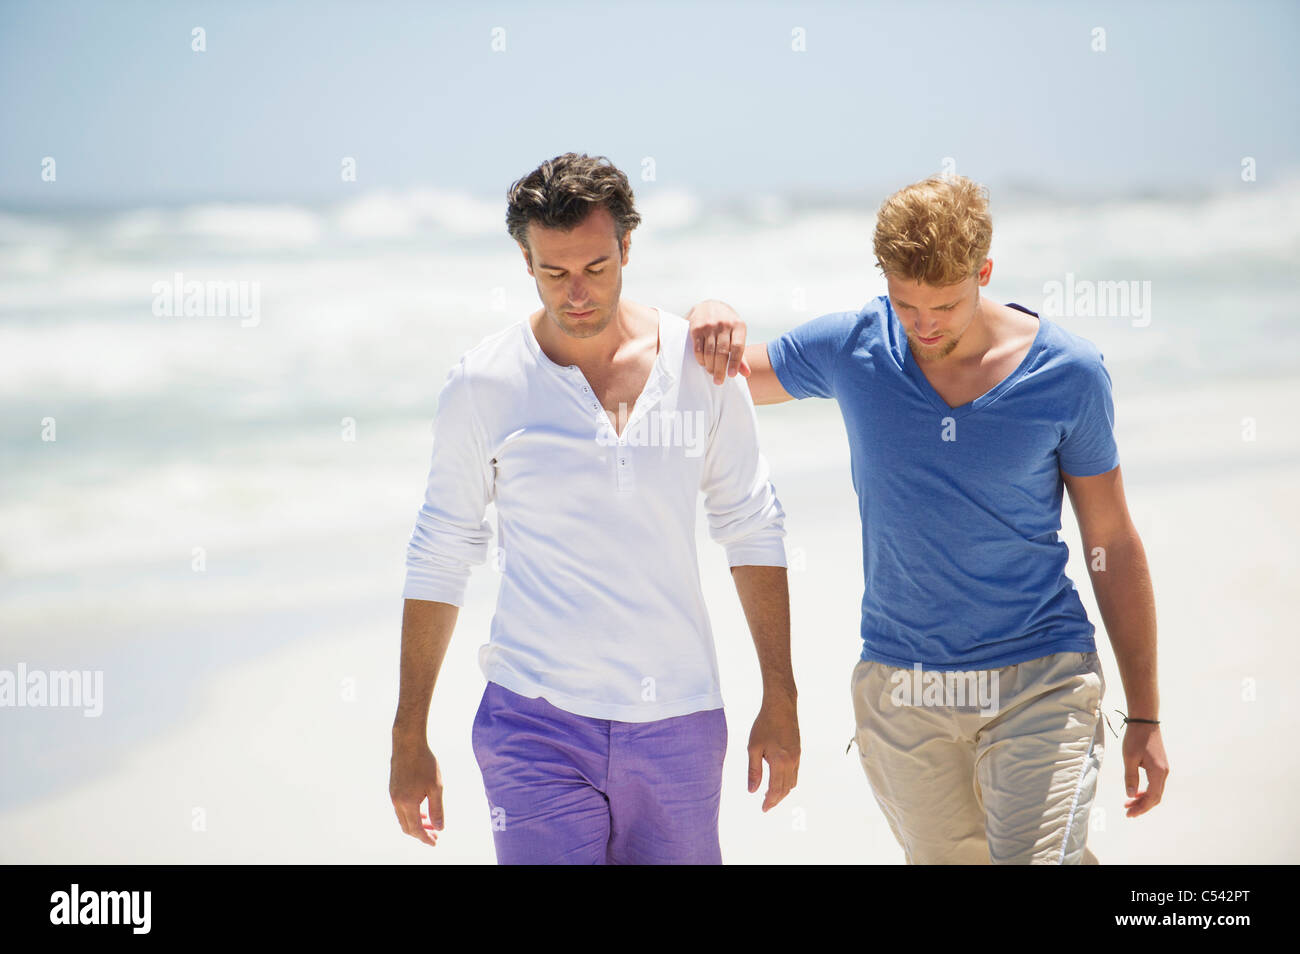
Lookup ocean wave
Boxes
[0,179,1295,258]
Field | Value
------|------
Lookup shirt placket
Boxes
[567,364,670,494]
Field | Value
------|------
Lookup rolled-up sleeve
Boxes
[699,373,787,568]
[402,358,494,605]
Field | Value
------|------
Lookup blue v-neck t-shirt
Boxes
[767,295,1120,670]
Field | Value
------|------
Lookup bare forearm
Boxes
[1087,530,1158,719]
[392,598,459,742]
[729,564,795,700]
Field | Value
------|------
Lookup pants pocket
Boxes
[848,659,875,757]
[1076,652,1105,700]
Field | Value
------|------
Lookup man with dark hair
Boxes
[504,152,643,249]
[389,153,800,864]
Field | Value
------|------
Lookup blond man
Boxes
[687,175,1168,864]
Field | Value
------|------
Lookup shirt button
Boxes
[582,385,589,392]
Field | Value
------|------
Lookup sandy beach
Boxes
[3,369,1296,864]
[3,0,1299,878]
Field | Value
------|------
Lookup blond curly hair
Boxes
[872,175,992,286]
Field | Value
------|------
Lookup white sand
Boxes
[2,375,1297,863]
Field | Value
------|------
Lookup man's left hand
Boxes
[748,695,800,812]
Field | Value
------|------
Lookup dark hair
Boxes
[506,153,641,253]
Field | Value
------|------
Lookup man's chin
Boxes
[553,310,611,339]
[910,335,958,360]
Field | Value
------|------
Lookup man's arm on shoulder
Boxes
[686,299,793,404]
[1062,463,1168,818]
[741,341,794,405]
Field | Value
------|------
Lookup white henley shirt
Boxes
[402,306,787,721]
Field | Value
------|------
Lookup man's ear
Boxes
[620,232,631,267]
[519,242,534,276]
[977,257,993,286]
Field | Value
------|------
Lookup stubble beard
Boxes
[909,334,959,361]
[549,303,616,340]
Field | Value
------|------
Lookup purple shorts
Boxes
[470,681,728,864]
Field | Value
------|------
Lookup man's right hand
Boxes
[687,299,750,385]
[390,734,444,847]
[686,299,793,405]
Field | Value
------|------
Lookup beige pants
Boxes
[851,651,1105,865]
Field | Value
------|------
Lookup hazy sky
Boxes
[2,0,1297,207]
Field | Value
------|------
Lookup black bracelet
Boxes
[1102,709,1160,738]
[1118,709,1160,725]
